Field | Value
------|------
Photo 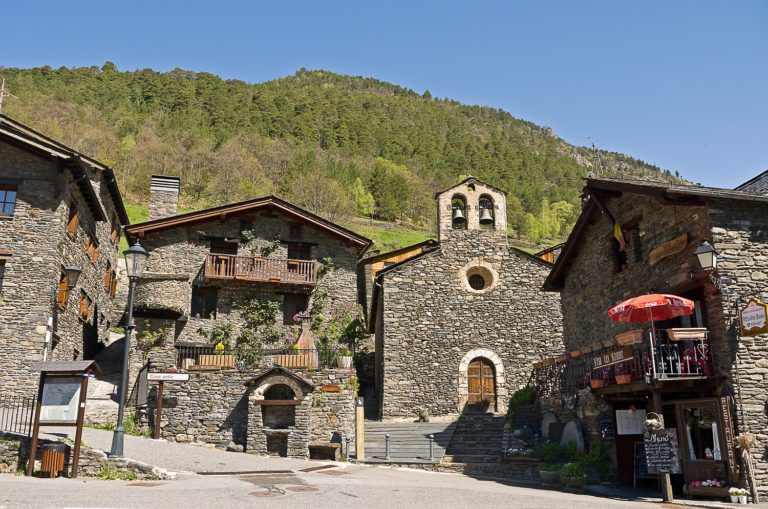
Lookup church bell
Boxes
[452,207,466,222]
[479,207,494,224]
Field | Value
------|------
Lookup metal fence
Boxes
[0,395,35,436]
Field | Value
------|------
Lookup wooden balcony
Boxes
[204,254,317,285]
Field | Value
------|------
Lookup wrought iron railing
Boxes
[532,328,713,397]
[204,254,317,285]
[0,395,35,436]
[175,344,342,371]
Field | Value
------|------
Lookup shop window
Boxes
[0,184,18,217]
[86,234,99,263]
[56,272,70,308]
[79,291,92,321]
[66,203,79,237]
[283,294,309,325]
[683,403,721,460]
[0,260,5,293]
[191,286,218,319]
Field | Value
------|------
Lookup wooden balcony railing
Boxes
[204,254,317,285]
[531,328,713,397]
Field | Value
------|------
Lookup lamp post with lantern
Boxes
[110,242,149,458]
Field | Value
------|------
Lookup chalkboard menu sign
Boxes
[643,428,682,474]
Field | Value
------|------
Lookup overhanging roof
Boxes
[125,195,373,253]
[543,176,768,291]
[358,239,438,265]
[433,176,508,198]
[0,114,129,225]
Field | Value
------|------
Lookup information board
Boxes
[643,428,682,474]
[616,409,647,435]
[40,376,82,422]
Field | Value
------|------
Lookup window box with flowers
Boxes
[683,479,729,499]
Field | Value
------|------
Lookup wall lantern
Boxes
[694,241,717,272]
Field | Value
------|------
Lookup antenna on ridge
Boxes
[0,78,18,115]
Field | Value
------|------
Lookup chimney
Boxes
[148,175,180,220]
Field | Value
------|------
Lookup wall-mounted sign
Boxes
[147,372,190,382]
[649,234,688,266]
[740,299,768,337]
[591,346,634,369]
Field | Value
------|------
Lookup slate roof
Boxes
[30,360,100,373]
[243,366,315,389]
[735,169,768,196]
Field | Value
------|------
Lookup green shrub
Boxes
[561,462,584,477]
[505,386,536,425]
[538,462,561,472]
[98,464,138,481]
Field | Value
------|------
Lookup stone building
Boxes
[0,115,129,396]
[536,176,768,496]
[368,177,563,420]
[124,177,371,457]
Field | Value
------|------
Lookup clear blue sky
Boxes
[2,0,766,188]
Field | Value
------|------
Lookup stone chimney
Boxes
[148,175,180,220]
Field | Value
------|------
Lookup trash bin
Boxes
[41,443,66,478]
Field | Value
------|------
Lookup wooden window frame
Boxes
[0,183,18,218]
[86,233,99,263]
[66,202,80,237]
[283,293,309,325]
[191,286,218,319]
[56,272,70,309]
[110,271,117,298]
[79,290,92,322]
[110,221,121,246]
[104,262,112,293]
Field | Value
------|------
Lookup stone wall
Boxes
[0,141,122,396]
[143,368,356,458]
[378,226,563,419]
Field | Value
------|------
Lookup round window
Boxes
[468,274,486,290]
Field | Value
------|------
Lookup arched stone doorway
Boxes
[458,349,507,413]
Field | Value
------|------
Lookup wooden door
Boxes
[467,358,496,411]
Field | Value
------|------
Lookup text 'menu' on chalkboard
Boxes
[644,428,682,474]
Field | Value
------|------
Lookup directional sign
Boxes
[147,372,190,382]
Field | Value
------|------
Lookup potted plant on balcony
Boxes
[335,345,353,369]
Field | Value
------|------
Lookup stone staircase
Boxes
[362,420,456,463]
[442,412,507,472]
[84,332,123,425]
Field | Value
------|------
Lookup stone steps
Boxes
[363,421,455,461]
[444,413,506,464]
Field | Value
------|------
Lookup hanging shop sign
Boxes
[740,299,768,337]
[643,428,682,474]
[649,234,688,267]
[591,346,634,369]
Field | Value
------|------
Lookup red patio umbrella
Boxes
[608,293,695,379]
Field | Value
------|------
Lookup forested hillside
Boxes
[0,64,677,246]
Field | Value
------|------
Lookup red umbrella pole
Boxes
[648,308,657,380]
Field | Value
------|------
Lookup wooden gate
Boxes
[467,358,496,411]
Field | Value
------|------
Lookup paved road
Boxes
[0,465,663,509]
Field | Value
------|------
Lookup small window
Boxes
[86,234,99,263]
[283,294,309,325]
[79,291,92,321]
[210,241,238,255]
[110,271,117,298]
[191,287,218,319]
[0,260,5,293]
[468,274,486,290]
[289,223,303,240]
[66,203,79,237]
[110,222,121,246]
[0,184,18,217]
[56,272,70,308]
[287,244,311,261]
[104,262,112,293]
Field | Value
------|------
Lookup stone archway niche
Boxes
[457,348,508,413]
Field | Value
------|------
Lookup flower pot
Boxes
[538,469,560,486]
[590,379,605,389]
[739,496,747,504]
[615,374,632,385]
[336,355,352,369]
[560,474,585,491]
[730,495,739,503]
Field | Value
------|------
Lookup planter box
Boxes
[616,329,644,346]
[590,379,605,389]
[539,469,561,486]
[682,485,729,499]
[274,354,316,369]
[615,374,632,385]
[336,356,353,369]
[667,328,707,341]
[198,354,235,368]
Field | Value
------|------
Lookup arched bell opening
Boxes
[451,194,468,229]
[478,195,495,229]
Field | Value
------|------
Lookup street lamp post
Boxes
[110,242,149,458]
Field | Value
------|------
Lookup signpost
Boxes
[147,372,189,439]
[740,299,768,337]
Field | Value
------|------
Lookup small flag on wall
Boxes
[614,223,626,251]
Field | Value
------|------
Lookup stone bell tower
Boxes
[436,176,508,244]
